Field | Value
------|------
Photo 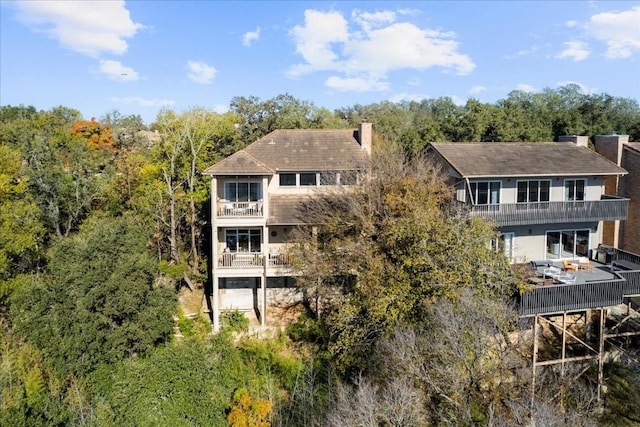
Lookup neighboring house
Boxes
[593,134,640,255]
[203,122,372,331]
[427,140,629,263]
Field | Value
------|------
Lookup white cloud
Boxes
[515,45,539,56]
[587,6,640,58]
[14,0,143,57]
[325,76,389,92]
[469,85,486,95]
[516,84,537,93]
[288,8,475,92]
[344,22,475,75]
[565,20,578,28]
[289,10,349,75]
[556,41,591,61]
[187,61,217,84]
[388,92,430,103]
[97,60,139,81]
[243,27,261,47]
[111,97,175,107]
[351,9,396,32]
[556,80,597,94]
[450,95,466,106]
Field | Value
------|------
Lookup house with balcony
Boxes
[203,122,372,331]
[427,140,629,263]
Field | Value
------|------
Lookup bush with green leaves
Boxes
[221,309,250,332]
[10,214,176,377]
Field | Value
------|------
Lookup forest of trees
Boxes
[1,85,639,426]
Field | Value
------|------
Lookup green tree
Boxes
[0,145,44,281]
[289,143,516,373]
[0,324,82,427]
[10,214,176,377]
[91,338,244,426]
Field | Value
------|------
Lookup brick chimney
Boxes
[558,135,589,148]
[594,134,630,249]
[594,134,629,166]
[358,120,372,155]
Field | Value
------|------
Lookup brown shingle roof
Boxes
[624,142,640,155]
[203,151,272,175]
[429,142,627,178]
[204,129,368,175]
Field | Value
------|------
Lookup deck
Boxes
[519,248,640,316]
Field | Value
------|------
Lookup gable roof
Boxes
[428,142,627,178]
[204,129,368,175]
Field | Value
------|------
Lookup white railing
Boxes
[217,201,263,217]
[217,252,292,268]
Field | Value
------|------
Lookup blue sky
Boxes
[1,1,639,125]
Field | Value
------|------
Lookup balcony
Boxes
[217,201,263,218]
[519,249,640,316]
[469,195,629,226]
[217,252,292,268]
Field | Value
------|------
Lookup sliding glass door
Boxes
[545,229,590,259]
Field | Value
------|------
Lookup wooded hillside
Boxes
[1,86,639,425]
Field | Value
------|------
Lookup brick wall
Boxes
[594,135,630,248]
[619,145,640,254]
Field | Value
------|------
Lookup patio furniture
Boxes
[528,277,553,286]
[530,260,553,269]
[578,257,594,271]
[543,266,562,280]
[562,260,578,273]
[557,272,577,285]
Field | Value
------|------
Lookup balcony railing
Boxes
[217,252,292,268]
[470,195,628,226]
[519,248,640,316]
[217,201,263,217]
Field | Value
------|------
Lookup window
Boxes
[300,173,317,186]
[564,179,585,201]
[224,181,261,201]
[517,180,550,203]
[280,171,359,187]
[339,170,357,185]
[546,229,589,259]
[489,232,514,259]
[320,171,337,185]
[225,229,261,252]
[279,174,296,186]
[470,181,500,205]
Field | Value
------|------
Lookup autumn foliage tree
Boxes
[69,117,116,153]
[227,388,272,427]
[289,141,517,372]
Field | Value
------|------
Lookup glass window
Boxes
[224,181,261,201]
[339,171,357,185]
[470,181,500,205]
[565,179,585,201]
[517,182,527,203]
[320,171,337,185]
[279,173,296,186]
[300,173,317,186]
[540,181,550,202]
[225,229,261,252]
[517,180,551,203]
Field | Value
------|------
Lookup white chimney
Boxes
[358,120,372,155]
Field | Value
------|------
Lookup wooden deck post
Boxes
[597,308,605,403]
[261,256,267,328]
[531,314,539,405]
